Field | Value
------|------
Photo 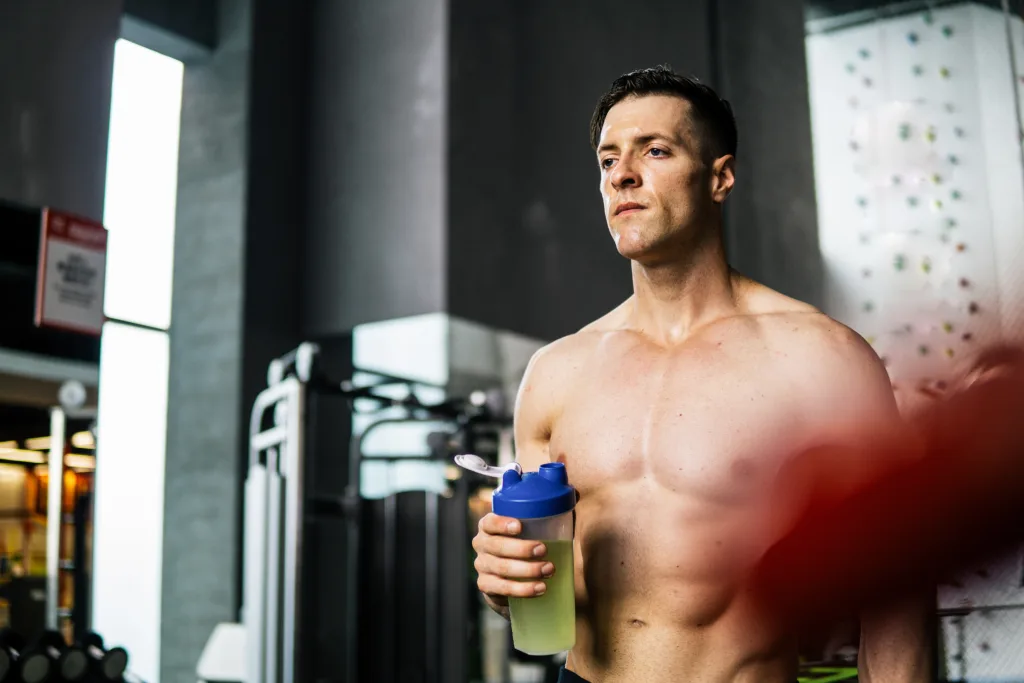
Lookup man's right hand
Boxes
[472,513,555,613]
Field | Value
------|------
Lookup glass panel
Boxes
[92,321,169,683]
[102,39,184,331]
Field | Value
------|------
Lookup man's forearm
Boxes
[858,592,934,683]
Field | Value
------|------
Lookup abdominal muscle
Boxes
[564,488,800,683]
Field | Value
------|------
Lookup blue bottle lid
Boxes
[492,462,576,519]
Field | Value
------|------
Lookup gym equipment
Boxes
[19,630,88,683]
[79,632,129,681]
[198,342,511,683]
[0,630,26,683]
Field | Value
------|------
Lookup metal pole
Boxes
[424,492,439,683]
[281,379,305,683]
[264,447,282,683]
[45,406,66,630]
[383,494,397,683]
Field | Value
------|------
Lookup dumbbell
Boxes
[0,629,27,682]
[19,630,88,683]
[79,633,128,681]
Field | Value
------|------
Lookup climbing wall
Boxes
[808,2,1024,387]
[806,3,1024,680]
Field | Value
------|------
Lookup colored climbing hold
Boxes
[962,332,973,341]
[863,301,875,313]
[939,66,951,78]
[859,48,870,59]
[912,64,924,76]
[908,32,919,44]
[944,102,955,113]
[931,173,942,184]
[969,301,980,314]
[881,356,890,366]
[957,243,967,252]
[846,63,856,73]
[959,277,970,288]
[946,217,957,228]
[899,122,912,140]
[925,126,937,142]
[954,126,965,138]
[894,254,906,271]
[921,257,932,274]
[892,174,902,185]
[919,345,930,356]
[866,336,876,345]
[862,268,872,278]
[857,196,868,207]
[942,25,954,38]
[924,10,935,24]
[907,196,919,207]
[863,76,873,88]
[939,233,951,243]
[945,348,955,358]
[932,199,944,211]
[948,153,959,165]
[951,189,962,200]
[943,321,954,333]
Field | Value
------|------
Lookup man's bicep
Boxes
[512,349,557,472]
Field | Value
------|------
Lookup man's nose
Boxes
[610,155,641,190]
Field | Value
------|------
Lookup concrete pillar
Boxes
[161,1,251,681]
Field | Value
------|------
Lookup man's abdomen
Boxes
[568,491,796,682]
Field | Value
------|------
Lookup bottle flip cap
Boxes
[454,454,575,519]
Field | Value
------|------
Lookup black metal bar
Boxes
[424,492,439,683]
[71,491,91,640]
[383,494,398,683]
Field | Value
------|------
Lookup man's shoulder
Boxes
[743,285,875,367]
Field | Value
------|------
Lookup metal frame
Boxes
[244,375,304,683]
[235,342,510,683]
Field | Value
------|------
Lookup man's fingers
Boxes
[477,573,548,598]
[479,513,522,536]
[475,554,555,580]
[472,533,546,560]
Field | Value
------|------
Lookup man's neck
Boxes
[627,235,739,346]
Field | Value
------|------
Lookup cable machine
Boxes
[198,342,510,683]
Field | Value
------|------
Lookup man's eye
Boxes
[649,148,666,157]
[601,158,615,169]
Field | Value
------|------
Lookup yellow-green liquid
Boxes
[508,539,576,655]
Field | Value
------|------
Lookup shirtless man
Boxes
[471,67,932,683]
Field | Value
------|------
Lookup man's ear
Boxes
[711,154,736,203]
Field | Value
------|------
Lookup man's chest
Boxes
[547,346,812,504]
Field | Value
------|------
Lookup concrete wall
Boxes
[448,0,716,340]
[0,0,122,220]
[446,0,821,340]
[718,0,825,309]
[302,0,449,337]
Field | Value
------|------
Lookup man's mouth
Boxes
[615,202,646,216]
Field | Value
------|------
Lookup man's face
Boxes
[596,94,733,264]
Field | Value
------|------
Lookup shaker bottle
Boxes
[455,455,577,655]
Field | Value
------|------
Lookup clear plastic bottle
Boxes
[490,462,577,655]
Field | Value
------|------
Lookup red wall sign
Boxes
[34,208,108,336]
